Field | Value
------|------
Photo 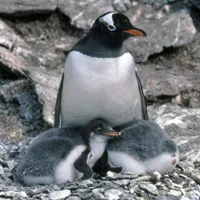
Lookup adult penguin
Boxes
[54,12,148,128]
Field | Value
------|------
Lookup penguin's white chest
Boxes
[61,51,142,127]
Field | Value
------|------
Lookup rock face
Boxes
[0,0,57,16]
[126,6,196,63]
[58,0,114,30]
[0,0,200,199]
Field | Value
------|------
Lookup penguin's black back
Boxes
[108,120,177,161]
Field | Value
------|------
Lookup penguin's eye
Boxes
[107,25,116,31]
[124,20,129,24]
[95,127,103,134]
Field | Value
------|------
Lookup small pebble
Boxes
[139,182,158,195]
[66,196,81,200]
[0,166,4,175]
[104,189,122,200]
[168,189,182,197]
[49,190,71,200]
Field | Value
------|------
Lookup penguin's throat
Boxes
[89,31,124,50]
[87,137,107,167]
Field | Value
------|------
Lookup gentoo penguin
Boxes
[14,119,120,186]
[107,119,179,174]
[54,12,148,128]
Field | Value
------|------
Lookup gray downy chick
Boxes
[14,119,120,186]
[107,119,179,174]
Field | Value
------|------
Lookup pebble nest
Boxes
[0,138,200,200]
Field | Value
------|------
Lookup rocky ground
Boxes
[0,0,200,199]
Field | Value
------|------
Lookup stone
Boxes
[168,190,182,197]
[151,171,162,181]
[78,191,93,199]
[28,67,61,125]
[139,182,159,195]
[114,179,130,186]
[66,196,81,200]
[49,190,71,200]
[0,19,39,68]
[137,34,200,105]
[0,191,27,198]
[112,0,182,12]
[104,189,122,200]
[0,0,57,16]
[58,0,114,29]
[6,160,15,170]
[112,0,133,12]
[92,189,106,200]
[154,195,176,200]
[126,11,196,63]
[0,166,4,175]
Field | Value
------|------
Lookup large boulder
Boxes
[0,0,57,16]
[126,7,196,63]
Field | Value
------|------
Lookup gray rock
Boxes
[0,0,57,16]
[168,190,182,197]
[0,19,39,69]
[58,0,114,30]
[114,179,130,186]
[154,195,176,200]
[0,166,4,175]
[137,34,200,105]
[104,189,122,200]
[49,190,71,200]
[0,191,27,198]
[139,182,159,195]
[78,191,93,199]
[92,188,106,199]
[27,67,60,125]
[112,0,181,12]
[126,11,196,63]
[66,196,81,200]
[112,0,133,12]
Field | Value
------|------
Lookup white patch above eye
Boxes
[100,13,116,31]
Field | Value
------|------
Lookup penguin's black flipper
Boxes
[54,74,64,127]
[74,149,93,181]
[135,71,149,120]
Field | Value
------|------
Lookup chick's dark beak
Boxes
[123,27,146,37]
[105,131,121,137]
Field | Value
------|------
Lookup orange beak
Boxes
[105,131,121,137]
[123,29,146,37]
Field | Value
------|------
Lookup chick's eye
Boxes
[96,127,102,133]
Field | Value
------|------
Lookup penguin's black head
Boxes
[90,12,146,47]
[86,119,120,140]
